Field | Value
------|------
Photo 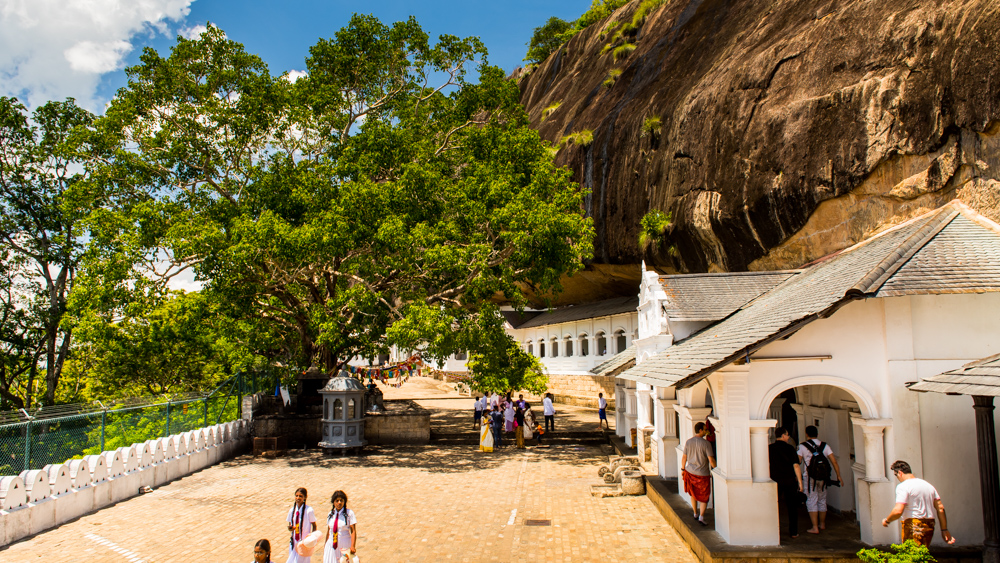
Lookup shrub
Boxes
[632,0,667,28]
[524,16,572,64]
[613,43,637,61]
[857,540,937,563]
[639,209,673,248]
[641,115,661,137]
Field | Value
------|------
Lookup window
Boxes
[378,353,389,365]
[540,342,546,357]
[616,330,627,353]
[325,400,330,420]
[551,338,559,357]
[597,332,607,356]
[456,350,467,360]
[564,337,573,357]
[334,399,343,419]
[527,341,533,356]
[580,335,589,356]
[348,398,356,419]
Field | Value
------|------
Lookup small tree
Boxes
[524,17,572,64]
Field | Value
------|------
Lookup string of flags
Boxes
[346,354,425,388]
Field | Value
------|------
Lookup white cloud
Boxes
[0,0,196,111]
[179,23,207,39]
[284,69,308,82]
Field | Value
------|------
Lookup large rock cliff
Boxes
[519,0,1000,303]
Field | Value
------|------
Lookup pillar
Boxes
[624,384,638,446]
[614,380,626,438]
[852,418,895,545]
[654,388,679,478]
[749,420,777,483]
[973,396,1000,563]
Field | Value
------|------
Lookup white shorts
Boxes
[803,478,827,512]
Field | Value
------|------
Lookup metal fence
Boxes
[0,372,269,475]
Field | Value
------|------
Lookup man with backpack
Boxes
[797,425,844,534]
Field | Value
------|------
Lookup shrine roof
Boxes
[660,271,798,322]
[908,353,1000,397]
[590,345,636,377]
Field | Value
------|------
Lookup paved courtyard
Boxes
[2,380,696,562]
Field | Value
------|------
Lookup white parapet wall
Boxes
[0,419,249,546]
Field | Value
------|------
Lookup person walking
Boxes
[797,425,844,534]
[491,405,505,449]
[597,393,609,430]
[543,393,555,432]
[323,490,358,563]
[473,396,482,430]
[769,427,804,538]
[682,422,717,525]
[514,406,526,449]
[479,409,494,452]
[253,539,272,563]
[882,460,955,546]
[286,488,317,563]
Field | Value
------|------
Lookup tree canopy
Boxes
[81,15,594,391]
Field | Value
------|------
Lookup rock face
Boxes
[519,0,1000,299]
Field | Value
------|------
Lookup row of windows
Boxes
[524,331,629,359]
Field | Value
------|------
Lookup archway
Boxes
[763,380,873,542]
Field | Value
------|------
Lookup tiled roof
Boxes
[590,345,637,377]
[619,201,1000,389]
[515,296,638,329]
[661,271,798,322]
[908,353,1000,397]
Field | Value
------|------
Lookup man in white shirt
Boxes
[597,393,609,430]
[542,393,555,432]
[882,459,955,546]
[797,425,843,534]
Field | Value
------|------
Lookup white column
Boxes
[851,418,895,545]
[624,383,638,446]
[749,420,778,483]
[614,380,626,438]
[636,383,653,429]
[654,387,679,478]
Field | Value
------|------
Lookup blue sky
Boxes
[1,0,588,113]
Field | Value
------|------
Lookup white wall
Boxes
[511,311,638,375]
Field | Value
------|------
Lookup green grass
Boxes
[603,68,623,89]
[600,43,614,55]
[541,100,562,121]
[560,129,595,148]
[639,209,673,248]
[632,0,667,28]
[613,43,637,62]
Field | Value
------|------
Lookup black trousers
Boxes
[778,483,801,537]
[544,414,554,432]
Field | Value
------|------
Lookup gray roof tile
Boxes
[620,201,1000,389]
[516,296,638,329]
[590,345,637,377]
[908,353,1000,397]
[661,271,798,322]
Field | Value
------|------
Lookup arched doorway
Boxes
[764,382,867,541]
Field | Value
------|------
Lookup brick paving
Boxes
[2,380,693,563]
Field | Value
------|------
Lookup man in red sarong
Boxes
[682,422,717,525]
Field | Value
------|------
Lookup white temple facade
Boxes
[616,202,1000,547]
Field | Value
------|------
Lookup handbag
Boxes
[340,553,360,563]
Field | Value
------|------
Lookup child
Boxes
[324,490,358,563]
[286,487,317,563]
[253,539,271,563]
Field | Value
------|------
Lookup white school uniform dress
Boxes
[286,503,317,563]
[323,508,358,563]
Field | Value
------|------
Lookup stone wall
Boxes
[540,373,617,409]
[1,420,250,546]
[253,415,321,448]
[364,400,430,445]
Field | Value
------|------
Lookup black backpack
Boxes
[802,441,832,483]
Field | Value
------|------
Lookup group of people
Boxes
[767,425,954,546]
[475,392,557,452]
[252,488,359,563]
[683,422,954,548]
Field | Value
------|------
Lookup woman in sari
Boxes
[479,411,494,452]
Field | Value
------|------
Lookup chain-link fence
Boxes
[0,372,266,475]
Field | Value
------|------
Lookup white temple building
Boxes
[613,201,1000,547]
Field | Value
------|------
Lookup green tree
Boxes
[93,17,593,384]
[524,17,572,64]
[0,97,104,406]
